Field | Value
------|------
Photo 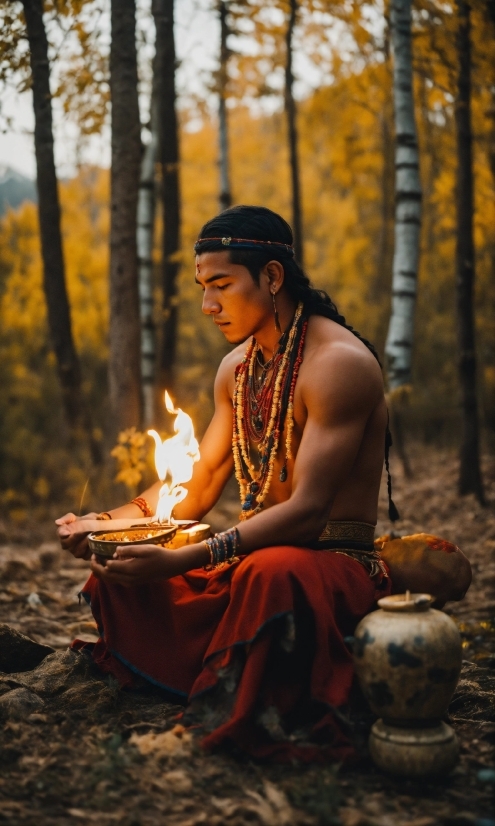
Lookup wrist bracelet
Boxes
[203,527,240,570]
[96,512,112,520]
[131,497,154,518]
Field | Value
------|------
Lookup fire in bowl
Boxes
[88,526,178,559]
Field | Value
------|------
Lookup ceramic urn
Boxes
[353,593,462,776]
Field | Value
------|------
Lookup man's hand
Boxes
[89,544,204,586]
[55,512,98,560]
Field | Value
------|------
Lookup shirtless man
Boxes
[57,205,391,761]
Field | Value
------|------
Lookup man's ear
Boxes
[264,260,285,293]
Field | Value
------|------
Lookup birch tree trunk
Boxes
[109,0,142,434]
[218,0,232,212]
[138,79,159,428]
[375,8,394,310]
[21,0,102,465]
[284,0,303,266]
[153,0,181,393]
[385,0,422,390]
[455,0,484,502]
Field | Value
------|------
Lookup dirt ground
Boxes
[0,447,494,826]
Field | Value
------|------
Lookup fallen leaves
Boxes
[210,781,310,826]
[129,724,194,759]
[162,770,194,793]
[0,447,493,826]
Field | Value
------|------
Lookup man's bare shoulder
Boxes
[301,315,384,411]
[214,340,249,398]
[218,340,248,376]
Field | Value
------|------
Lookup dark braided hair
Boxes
[194,205,381,366]
[195,205,399,522]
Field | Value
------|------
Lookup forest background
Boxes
[0,0,493,524]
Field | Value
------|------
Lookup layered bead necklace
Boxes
[233,301,308,520]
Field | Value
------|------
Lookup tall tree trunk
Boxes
[109,0,142,434]
[385,0,422,390]
[153,0,181,393]
[375,111,397,316]
[455,0,484,502]
[375,8,394,309]
[138,77,159,428]
[377,111,394,288]
[372,7,395,325]
[284,0,303,266]
[218,0,232,212]
[21,0,102,465]
[377,38,414,478]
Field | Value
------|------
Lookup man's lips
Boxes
[214,320,230,327]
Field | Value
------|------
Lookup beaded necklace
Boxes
[246,347,284,443]
[233,302,307,520]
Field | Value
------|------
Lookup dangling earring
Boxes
[272,289,281,332]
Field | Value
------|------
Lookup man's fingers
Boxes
[105,557,141,574]
[57,525,90,560]
[72,538,90,559]
[63,523,89,537]
[90,556,138,586]
[58,525,80,541]
[55,513,77,526]
[57,528,78,547]
[90,556,111,578]
[113,544,154,560]
[59,532,76,550]
[55,512,98,526]
[91,555,133,575]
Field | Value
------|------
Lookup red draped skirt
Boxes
[74,546,391,762]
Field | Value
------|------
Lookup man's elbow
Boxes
[292,500,332,545]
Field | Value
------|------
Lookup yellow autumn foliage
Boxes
[0,0,494,514]
[110,427,149,495]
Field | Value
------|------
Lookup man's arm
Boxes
[235,343,384,551]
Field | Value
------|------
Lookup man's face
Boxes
[195,251,271,344]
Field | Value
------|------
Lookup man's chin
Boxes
[218,326,244,345]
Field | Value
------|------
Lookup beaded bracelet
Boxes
[204,527,240,569]
[131,497,154,518]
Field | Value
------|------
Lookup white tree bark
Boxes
[218,0,232,211]
[137,89,159,427]
[385,0,422,390]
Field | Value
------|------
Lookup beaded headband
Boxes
[194,236,295,257]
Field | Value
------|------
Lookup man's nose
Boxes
[202,291,221,315]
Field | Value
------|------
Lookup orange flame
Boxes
[148,391,200,523]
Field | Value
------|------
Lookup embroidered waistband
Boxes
[312,520,387,579]
[317,520,375,547]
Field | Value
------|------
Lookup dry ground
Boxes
[0,447,494,826]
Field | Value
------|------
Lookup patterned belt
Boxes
[311,520,388,579]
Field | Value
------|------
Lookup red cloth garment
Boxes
[73,546,391,761]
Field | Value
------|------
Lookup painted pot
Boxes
[353,593,462,776]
